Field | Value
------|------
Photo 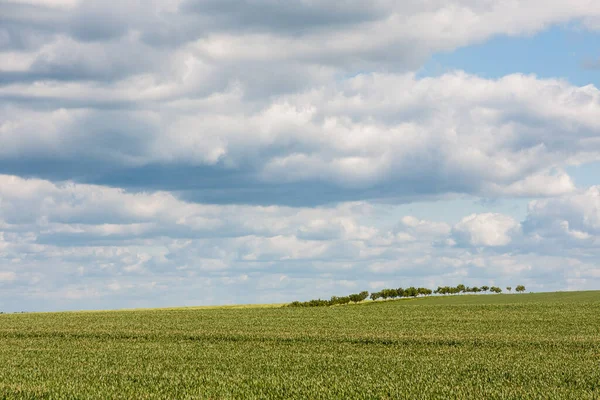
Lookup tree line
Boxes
[289,291,370,307]
[288,284,526,307]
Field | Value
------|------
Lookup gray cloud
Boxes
[3,72,598,205]
[179,0,385,32]
[3,0,600,80]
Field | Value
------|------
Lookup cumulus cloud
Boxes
[6,0,600,58]
[1,175,599,311]
[2,0,600,206]
[523,186,600,246]
[2,72,599,205]
[0,175,384,242]
[453,213,521,247]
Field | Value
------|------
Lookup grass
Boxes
[1,291,599,399]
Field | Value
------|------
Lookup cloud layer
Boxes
[2,1,600,205]
[2,71,599,205]
[1,174,599,311]
[1,1,600,310]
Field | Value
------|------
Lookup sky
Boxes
[1,0,600,312]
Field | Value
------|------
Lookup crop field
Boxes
[1,291,599,399]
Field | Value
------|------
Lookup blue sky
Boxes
[1,0,600,312]
[420,24,600,87]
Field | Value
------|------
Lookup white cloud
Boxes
[0,174,382,243]
[453,213,521,247]
[400,216,452,236]
[1,175,599,311]
[1,72,599,202]
[484,169,576,197]
[2,0,600,206]
[524,186,600,239]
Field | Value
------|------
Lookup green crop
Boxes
[1,291,599,399]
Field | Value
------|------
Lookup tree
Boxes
[349,291,369,303]
[481,285,489,293]
[490,286,502,294]
[306,299,329,307]
[506,286,512,293]
[456,284,466,294]
[330,296,351,305]
[516,285,526,293]
[370,292,381,301]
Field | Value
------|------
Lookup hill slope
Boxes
[1,291,599,399]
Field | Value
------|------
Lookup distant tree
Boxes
[481,285,489,293]
[370,292,381,301]
[456,284,466,294]
[472,286,481,293]
[405,287,418,297]
[349,292,369,303]
[506,286,512,293]
[490,286,502,294]
[516,285,526,293]
[397,287,406,298]
[306,299,329,307]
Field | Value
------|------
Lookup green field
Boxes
[1,291,599,399]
